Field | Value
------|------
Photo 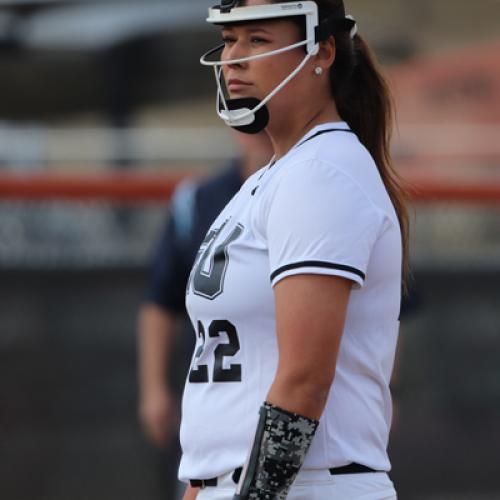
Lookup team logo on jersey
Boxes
[187,220,244,300]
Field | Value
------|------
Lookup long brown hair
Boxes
[270,0,410,289]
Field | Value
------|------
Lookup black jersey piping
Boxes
[267,128,353,172]
[295,128,354,149]
[270,261,365,283]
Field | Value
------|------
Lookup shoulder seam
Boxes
[284,157,393,228]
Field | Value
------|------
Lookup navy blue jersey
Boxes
[145,161,242,313]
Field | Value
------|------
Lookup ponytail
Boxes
[270,0,410,291]
[331,31,410,292]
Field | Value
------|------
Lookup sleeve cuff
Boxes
[270,260,365,288]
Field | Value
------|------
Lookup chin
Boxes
[229,91,252,99]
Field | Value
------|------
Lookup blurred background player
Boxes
[137,130,274,499]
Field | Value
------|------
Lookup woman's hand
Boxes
[182,485,199,500]
[139,385,179,448]
[137,304,179,448]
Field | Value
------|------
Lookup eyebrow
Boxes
[221,24,273,35]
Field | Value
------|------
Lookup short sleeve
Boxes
[266,160,385,288]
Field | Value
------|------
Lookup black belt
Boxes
[329,463,378,475]
[189,467,242,488]
[189,463,377,488]
[189,477,218,488]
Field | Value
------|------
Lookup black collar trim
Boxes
[296,128,354,149]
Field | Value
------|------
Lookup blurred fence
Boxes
[1,172,500,500]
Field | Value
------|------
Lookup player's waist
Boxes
[189,463,382,489]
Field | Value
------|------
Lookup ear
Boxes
[315,36,336,71]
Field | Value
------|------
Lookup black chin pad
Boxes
[223,98,270,134]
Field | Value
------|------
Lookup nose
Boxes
[222,40,249,69]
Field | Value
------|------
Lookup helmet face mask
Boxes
[200,1,356,134]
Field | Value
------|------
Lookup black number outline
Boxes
[188,321,209,383]
[188,320,242,384]
[210,320,242,382]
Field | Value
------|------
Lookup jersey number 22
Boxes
[188,221,243,383]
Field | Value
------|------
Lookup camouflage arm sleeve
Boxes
[233,402,319,500]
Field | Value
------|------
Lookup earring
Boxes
[314,67,323,76]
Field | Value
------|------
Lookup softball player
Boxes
[180,1,409,498]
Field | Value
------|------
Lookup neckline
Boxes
[294,121,351,147]
[270,121,351,167]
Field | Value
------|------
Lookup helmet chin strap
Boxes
[214,51,313,134]
[201,2,357,134]
[220,98,270,135]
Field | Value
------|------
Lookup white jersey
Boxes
[178,121,401,482]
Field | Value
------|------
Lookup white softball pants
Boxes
[195,468,397,499]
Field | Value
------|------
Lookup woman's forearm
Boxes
[182,485,199,500]
[268,274,351,420]
[137,304,176,393]
[266,373,332,420]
